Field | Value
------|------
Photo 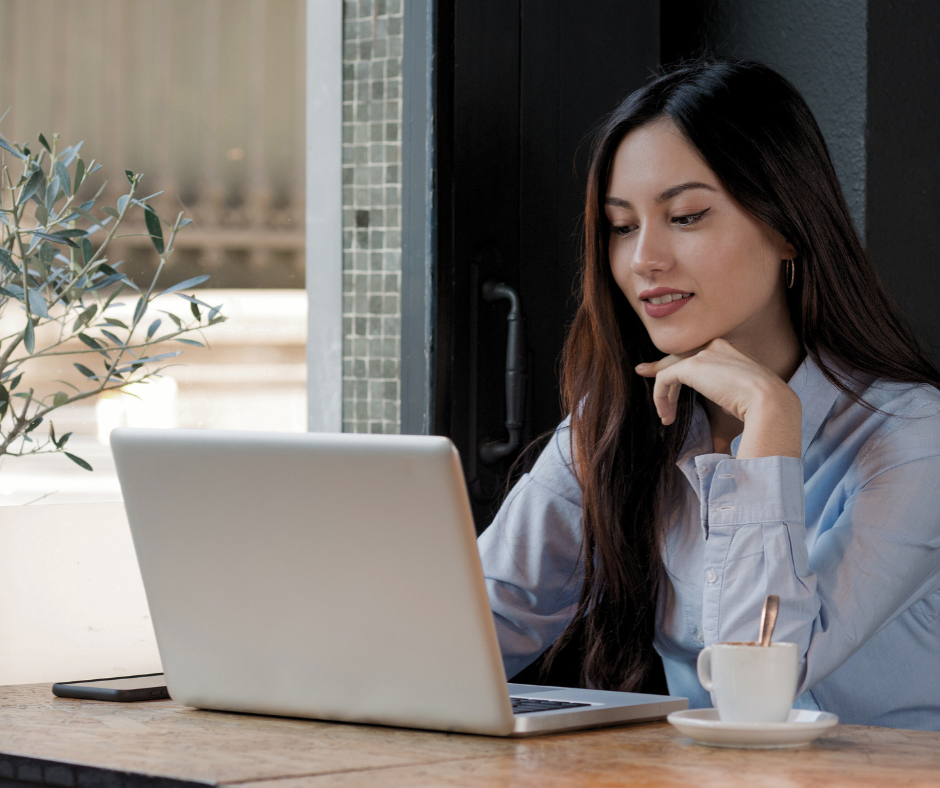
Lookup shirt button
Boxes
[705,568,718,584]
[696,630,704,643]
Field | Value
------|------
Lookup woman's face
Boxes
[605,118,796,357]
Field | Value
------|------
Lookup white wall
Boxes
[305,0,344,432]
[0,504,161,684]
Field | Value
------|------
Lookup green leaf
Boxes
[23,316,34,353]
[176,338,205,347]
[39,241,54,264]
[125,169,135,184]
[72,304,97,332]
[56,430,72,448]
[73,363,96,379]
[44,174,60,212]
[72,207,101,227]
[133,296,147,325]
[53,391,68,408]
[52,379,80,393]
[101,206,119,219]
[0,383,7,418]
[87,273,123,292]
[144,206,165,255]
[49,421,57,446]
[24,416,42,433]
[29,230,78,248]
[100,329,123,345]
[0,136,25,160]
[18,168,44,206]
[158,275,210,298]
[54,160,71,200]
[77,332,103,350]
[8,373,22,391]
[26,288,49,318]
[0,248,17,275]
[175,293,211,307]
[103,317,128,329]
[73,158,85,195]
[126,351,181,365]
[146,318,161,340]
[117,194,130,215]
[81,237,94,265]
[47,229,86,238]
[190,300,201,320]
[64,452,93,471]
[30,253,48,280]
[34,204,48,226]
[208,304,222,321]
[38,133,51,153]
[163,311,183,329]
[61,140,83,166]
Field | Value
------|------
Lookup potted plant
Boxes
[0,125,226,685]
[0,125,224,470]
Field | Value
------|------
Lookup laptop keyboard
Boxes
[510,696,592,715]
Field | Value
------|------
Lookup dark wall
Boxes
[661,0,867,237]
[867,1,940,356]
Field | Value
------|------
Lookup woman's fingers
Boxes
[636,342,712,378]
[639,353,696,424]
[651,361,686,424]
[635,352,687,377]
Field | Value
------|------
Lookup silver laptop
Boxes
[111,428,687,737]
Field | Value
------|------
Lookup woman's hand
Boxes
[635,339,802,459]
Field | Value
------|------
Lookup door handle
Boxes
[479,281,526,464]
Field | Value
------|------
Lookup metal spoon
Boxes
[758,595,780,647]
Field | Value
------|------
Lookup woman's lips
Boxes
[643,294,693,318]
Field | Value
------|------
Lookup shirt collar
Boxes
[676,352,842,468]
[782,353,842,459]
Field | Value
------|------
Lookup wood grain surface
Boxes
[0,684,937,787]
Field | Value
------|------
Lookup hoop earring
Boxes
[786,258,796,289]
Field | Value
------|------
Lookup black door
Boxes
[432,0,660,533]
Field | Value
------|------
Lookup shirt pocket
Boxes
[909,590,940,624]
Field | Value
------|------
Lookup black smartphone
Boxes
[52,673,169,702]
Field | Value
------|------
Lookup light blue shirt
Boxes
[478,356,940,730]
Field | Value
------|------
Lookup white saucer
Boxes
[667,708,839,749]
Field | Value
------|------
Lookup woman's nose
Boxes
[630,226,673,277]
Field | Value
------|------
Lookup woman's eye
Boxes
[672,208,710,227]
[611,224,636,237]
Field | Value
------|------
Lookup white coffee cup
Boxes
[696,641,798,723]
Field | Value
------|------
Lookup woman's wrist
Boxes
[736,383,802,459]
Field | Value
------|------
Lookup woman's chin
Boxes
[649,333,716,357]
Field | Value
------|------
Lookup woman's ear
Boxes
[780,238,798,261]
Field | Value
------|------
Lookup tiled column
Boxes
[341,0,403,433]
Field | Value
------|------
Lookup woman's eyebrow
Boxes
[604,181,718,209]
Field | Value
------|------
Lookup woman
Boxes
[478,58,940,731]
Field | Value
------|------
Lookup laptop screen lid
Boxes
[111,428,515,736]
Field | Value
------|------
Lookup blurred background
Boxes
[0,0,308,504]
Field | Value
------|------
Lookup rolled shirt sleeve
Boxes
[702,404,940,697]
[477,419,585,679]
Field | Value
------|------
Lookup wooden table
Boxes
[0,684,938,787]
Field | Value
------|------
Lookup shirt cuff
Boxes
[706,456,805,527]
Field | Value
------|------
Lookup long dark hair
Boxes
[551,58,940,691]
